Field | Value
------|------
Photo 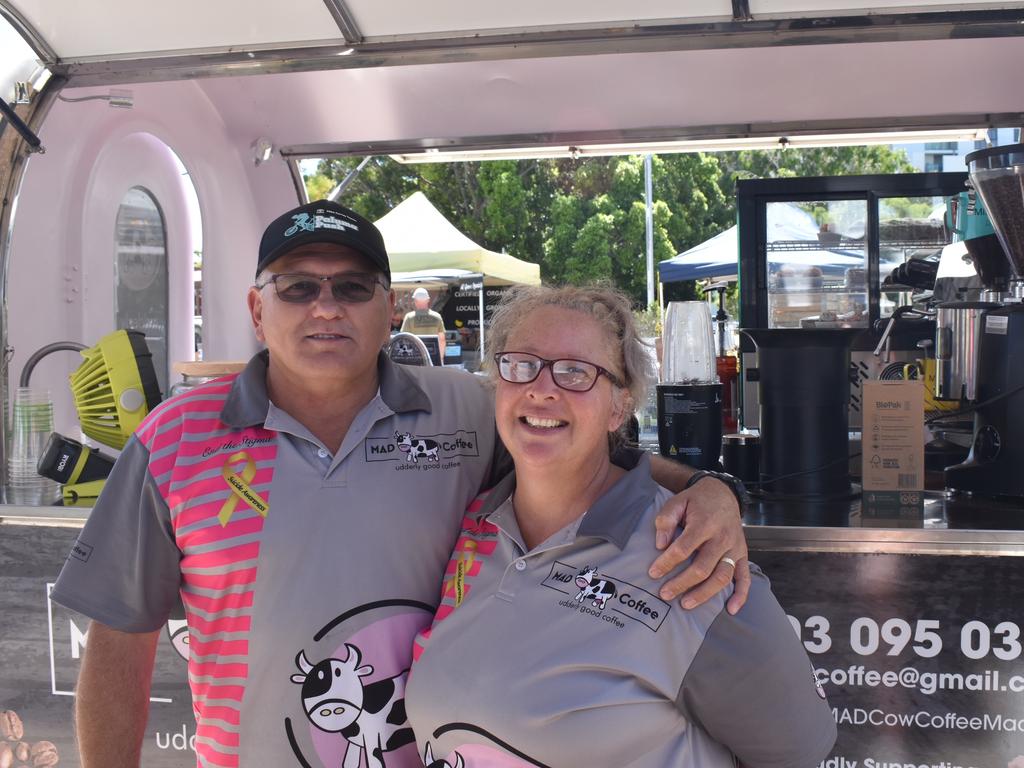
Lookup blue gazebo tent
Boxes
[658,203,864,283]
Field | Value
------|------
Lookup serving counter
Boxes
[0,505,196,766]
[745,492,1024,768]
[2,495,1023,766]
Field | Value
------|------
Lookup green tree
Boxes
[302,144,918,307]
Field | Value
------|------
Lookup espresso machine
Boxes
[940,143,1024,499]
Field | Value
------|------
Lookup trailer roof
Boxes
[4,2,1024,160]
[6,1,1024,85]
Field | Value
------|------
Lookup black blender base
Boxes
[945,462,1024,501]
[749,482,861,503]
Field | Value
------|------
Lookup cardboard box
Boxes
[861,380,925,496]
[858,489,925,527]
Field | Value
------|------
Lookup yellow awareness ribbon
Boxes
[218,451,270,527]
[449,540,477,607]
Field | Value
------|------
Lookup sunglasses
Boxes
[493,351,623,393]
[256,272,388,304]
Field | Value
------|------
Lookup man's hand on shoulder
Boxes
[647,457,750,615]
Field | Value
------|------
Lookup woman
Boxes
[406,285,836,768]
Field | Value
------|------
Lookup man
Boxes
[400,286,446,362]
[53,200,749,768]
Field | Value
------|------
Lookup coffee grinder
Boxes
[942,143,1024,499]
[946,184,1012,296]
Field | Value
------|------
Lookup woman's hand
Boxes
[648,477,750,614]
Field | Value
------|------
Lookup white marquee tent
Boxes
[374,192,541,359]
[375,191,541,286]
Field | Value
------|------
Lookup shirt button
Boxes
[514,559,527,571]
[317,448,329,458]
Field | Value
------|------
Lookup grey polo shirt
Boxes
[52,351,496,768]
[406,452,837,768]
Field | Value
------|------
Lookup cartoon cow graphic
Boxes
[291,643,415,768]
[166,618,190,660]
[395,431,440,463]
[574,566,617,610]
[423,744,465,768]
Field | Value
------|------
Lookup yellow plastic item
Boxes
[62,479,106,507]
[902,359,961,414]
[69,329,160,449]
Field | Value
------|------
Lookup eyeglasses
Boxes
[256,272,387,304]
[493,351,623,393]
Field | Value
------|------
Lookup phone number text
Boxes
[787,615,1024,660]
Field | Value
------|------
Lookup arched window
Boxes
[114,187,168,393]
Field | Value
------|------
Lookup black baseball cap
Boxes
[256,200,390,281]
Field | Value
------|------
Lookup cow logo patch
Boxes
[572,566,615,610]
[364,430,479,470]
[395,431,439,463]
[285,602,431,767]
[289,643,415,767]
[541,560,670,632]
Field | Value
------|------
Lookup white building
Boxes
[893,128,1021,172]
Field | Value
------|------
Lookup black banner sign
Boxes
[753,549,1024,768]
[441,285,510,331]
[0,523,194,766]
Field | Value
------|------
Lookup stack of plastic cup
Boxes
[6,387,61,505]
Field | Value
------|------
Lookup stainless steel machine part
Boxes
[934,304,994,402]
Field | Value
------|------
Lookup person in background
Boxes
[401,286,446,361]
[51,201,751,768]
[407,284,837,768]
[391,302,407,331]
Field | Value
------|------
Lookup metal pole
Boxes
[328,156,372,201]
[478,281,485,362]
[644,154,655,309]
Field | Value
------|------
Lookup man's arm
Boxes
[75,622,160,767]
[676,565,837,766]
[648,454,750,615]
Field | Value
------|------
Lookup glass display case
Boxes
[737,173,968,430]
[741,174,964,332]
[763,198,869,329]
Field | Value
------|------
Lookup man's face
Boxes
[414,296,430,311]
[248,243,395,389]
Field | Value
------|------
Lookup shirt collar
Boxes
[577,450,657,549]
[221,350,432,429]
[220,351,272,428]
[470,447,657,550]
[376,352,432,414]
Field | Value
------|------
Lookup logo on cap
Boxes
[284,211,360,238]
[284,213,317,236]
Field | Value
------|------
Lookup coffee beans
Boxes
[28,742,57,768]
[0,713,22,742]
[976,173,1024,277]
[0,712,58,768]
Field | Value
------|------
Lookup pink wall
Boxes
[9,79,295,440]
[196,36,1024,148]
